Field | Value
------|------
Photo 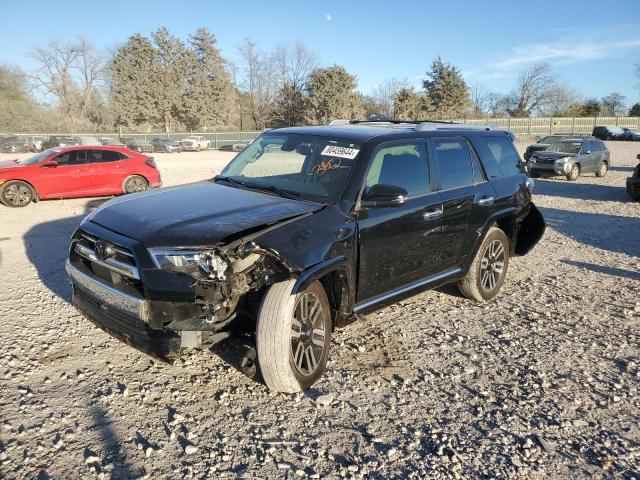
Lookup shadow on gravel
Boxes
[609,165,636,173]
[88,404,142,478]
[534,179,629,202]
[539,207,640,258]
[562,259,640,280]
[23,199,107,303]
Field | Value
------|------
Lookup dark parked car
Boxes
[591,125,637,140]
[42,136,80,149]
[150,138,182,153]
[0,135,29,153]
[122,137,154,153]
[524,134,593,161]
[627,154,640,200]
[66,120,545,392]
[528,138,610,181]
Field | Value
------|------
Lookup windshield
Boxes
[17,149,58,165]
[539,136,561,144]
[219,133,363,203]
[545,141,582,154]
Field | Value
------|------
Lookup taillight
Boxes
[145,157,157,168]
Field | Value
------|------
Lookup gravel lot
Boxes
[0,141,639,479]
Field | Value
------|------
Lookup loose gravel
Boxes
[0,142,638,479]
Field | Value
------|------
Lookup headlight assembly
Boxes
[555,156,571,164]
[149,249,228,280]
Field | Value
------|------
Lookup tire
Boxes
[1,180,34,207]
[196,145,201,152]
[458,227,510,302]
[123,175,149,194]
[566,164,580,181]
[595,162,608,178]
[257,279,332,393]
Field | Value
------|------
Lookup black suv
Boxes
[66,121,545,392]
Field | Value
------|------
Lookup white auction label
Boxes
[321,145,360,159]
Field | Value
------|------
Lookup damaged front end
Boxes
[66,224,299,362]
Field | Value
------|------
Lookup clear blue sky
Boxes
[1,0,639,103]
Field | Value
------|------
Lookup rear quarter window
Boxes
[475,136,522,179]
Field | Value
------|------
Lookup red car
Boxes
[0,145,161,207]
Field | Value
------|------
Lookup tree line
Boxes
[1,26,639,133]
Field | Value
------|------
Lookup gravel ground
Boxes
[0,141,639,479]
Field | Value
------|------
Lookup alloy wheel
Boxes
[4,184,31,206]
[126,177,148,193]
[480,239,505,291]
[290,292,326,376]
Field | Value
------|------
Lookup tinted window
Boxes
[365,141,430,196]
[89,150,125,163]
[53,150,87,166]
[433,139,474,190]
[480,137,521,177]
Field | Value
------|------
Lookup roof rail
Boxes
[415,122,494,132]
[326,119,351,126]
[326,118,498,132]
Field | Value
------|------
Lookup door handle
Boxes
[423,207,443,220]
[477,196,494,206]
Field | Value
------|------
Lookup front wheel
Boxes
[458,227,510,302]
[566,164,580,181]
[595,162,608,178]
[1,180,34,207]
[257,279,332,393]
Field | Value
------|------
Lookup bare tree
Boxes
[539,84,581,116]
[273,41,318,90]
[29,38,105,120]
[470,84,500,117]
[369,77,412,118]
[601,92,627,116]
[236,38,278,129]
[506,63,556,116]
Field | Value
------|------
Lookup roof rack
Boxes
[327,119,495,132]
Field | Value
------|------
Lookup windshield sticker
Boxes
[312,158,342,175]
[321,145,360,159]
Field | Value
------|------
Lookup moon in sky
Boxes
[325,14,332,21]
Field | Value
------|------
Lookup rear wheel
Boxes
[1,180,34,207]
[257,279,332,393]
[566,164,580,181]
[595,162,608,178]
[123,175,149,194]
[458,227,510,302]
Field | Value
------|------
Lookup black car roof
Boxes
[270,121,510,143]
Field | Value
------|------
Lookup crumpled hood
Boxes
[87,181,324,247]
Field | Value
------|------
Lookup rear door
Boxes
[40,149,91,197]
[357,139,444,301]
[431,137,495,271]
[88,149,130,193]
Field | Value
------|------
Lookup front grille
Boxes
[534,157,555,165]
[75,232,139,280]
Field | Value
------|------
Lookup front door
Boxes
[39,149,91,197]
[357,140,444,302]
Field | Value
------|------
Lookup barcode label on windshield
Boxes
[321,145,360,159]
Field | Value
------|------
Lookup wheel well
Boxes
[494,218,515,250]
[317,270,349,329]
[1,179,39,201]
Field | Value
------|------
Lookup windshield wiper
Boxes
[213,176,302,199]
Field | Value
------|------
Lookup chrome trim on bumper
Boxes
[66,260,149,321]
[74,243,140,280]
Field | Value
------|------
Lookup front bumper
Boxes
[528,161,572,176]
[66,261,181,360]
[181,144,201,151]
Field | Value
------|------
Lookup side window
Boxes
[89,150,123,163]
[433,139,475,190]
[365,141,430,196]
[479,137,522,177]
[53,150,86,166]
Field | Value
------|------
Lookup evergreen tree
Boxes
[305,65,362,124]
[423,56,472,119]
[394,87,427,120]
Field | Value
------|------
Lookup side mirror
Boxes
[41,160,58,168]
[361,184,408,208]
[583,150,591,155]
